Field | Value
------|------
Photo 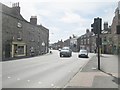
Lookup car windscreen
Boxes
[62,47,69,50]
[80,50,87,53]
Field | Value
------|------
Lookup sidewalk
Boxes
[66,54,119,88]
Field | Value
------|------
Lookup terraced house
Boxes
[0,2,49,61]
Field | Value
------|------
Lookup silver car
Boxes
[78,50,89,58]
[60,47,72,57]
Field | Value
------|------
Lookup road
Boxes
[2,50,95,88]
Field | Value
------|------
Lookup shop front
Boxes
[12,42,26,58]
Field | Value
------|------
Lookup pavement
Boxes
[66,54,119,88]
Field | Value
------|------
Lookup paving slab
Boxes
[66,55,119,88]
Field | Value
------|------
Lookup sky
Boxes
[1,0,120,44]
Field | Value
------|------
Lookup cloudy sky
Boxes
[1,0,120,43]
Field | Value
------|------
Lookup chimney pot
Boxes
[30,16,37,25]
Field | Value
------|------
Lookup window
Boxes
[87,39,90,44]
[17,22,22,28]
[84,39,86,44]
[81,40,83,45]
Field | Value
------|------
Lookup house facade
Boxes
[1,3,49,60]
[77,29,95,53]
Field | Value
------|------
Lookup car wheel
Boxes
[60,54,62,57]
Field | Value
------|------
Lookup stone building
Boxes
[57,40,63,49]
[92,1,120,54]
[52,36,78,52]
[77,29,95,52]
[101,2,120,54]
[63,38,70,48]
[110,2,120,54]
[70,37,78,52]
[100,22,112,54]
[63,36,78,52]
[1,3,49,60]
[51,40,63,50]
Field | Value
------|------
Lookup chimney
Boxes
[12,2,20,14]
[86,29,89,33]
[104,22,108,30]
[30,16,37,25]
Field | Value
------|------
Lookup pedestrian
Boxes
[94,49,96,53]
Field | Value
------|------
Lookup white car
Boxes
[78,50,89,58]
[58,48,61,51]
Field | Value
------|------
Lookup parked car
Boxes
[78,50,88,58]
[58,48,61,51]
[60,47,72,57]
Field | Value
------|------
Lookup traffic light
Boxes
[91,17,102,34]
[91,22,97,34]
[97,18,102,34]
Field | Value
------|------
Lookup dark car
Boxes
[78,50,88,58]
[60,47,72,57]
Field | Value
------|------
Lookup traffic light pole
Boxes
[97,18,101,70]
[97,33,100,70]
[92,17,102,70]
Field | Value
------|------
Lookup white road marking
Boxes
[27,80,30,82]
[92,67,97,70]
[7,76,11,79]
[51,84,54,87]
[17,78,20,80]
[38,81,42,84]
